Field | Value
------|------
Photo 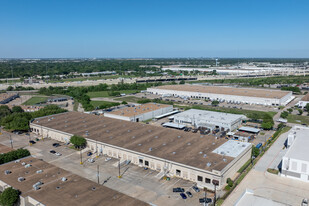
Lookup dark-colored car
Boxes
[50,150,56,154]
[87,152,92,156]
[52,143,60,147]
[192,186,200,193]
[180,193,187,199]
[173,187,185,193]
[186,191,193,198]
[29,140,36,144]
[199,198,212,204]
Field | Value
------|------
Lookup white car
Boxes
[55,152,62,156]
[88,158,95,163]
[105,157,111,162]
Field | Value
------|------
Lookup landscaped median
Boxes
[216,125,291,206]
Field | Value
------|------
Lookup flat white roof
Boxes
[238,126,260,133]
[155,110,179,119]
[285,126,309,162]
[235,189,286,206]
[212,140,251,158]
[174,109,245,123]
[162,122,186,129]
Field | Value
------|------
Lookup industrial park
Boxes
[1,0,309,206]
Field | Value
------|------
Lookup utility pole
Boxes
[97,165,100,184]
[212,180,219,206]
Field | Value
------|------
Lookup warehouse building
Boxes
[0,93,19,104]
[281,126,309,182]
[0,156,147,206]
[104,103,173,122]
[147,85,293,106]
[30,112,252,191]
[173,109,245,131]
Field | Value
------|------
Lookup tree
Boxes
[0,187,20,206]
[298,109,303,115]
[287,108,293,113]
[305,103,309,112]
[11,106,24,113]
[179,80,185,84]
[252,146,260,158]
[226,178,234,187]
[211,100,219,107]
[121,101,128,105]
[0,149,30,165]
[261,122,273,130]
[280,111,289,119]
[70,135,87,149]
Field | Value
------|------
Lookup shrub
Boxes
[226,178,234,187]
[280,111,288,119]
[121,101,128,105]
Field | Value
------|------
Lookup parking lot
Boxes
[0,132,213,206]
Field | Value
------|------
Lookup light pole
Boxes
[9,134,13,149]
[212,180,219,206]
[118,159,122,178]
[97,165,100,184]
[80,148,83,165]
[203,187,207,206]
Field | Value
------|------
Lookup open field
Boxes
[287,114,309,125]
[114,96,144,103]
[22,96,48,105]
[90,100,120,108]
[87,90,140,98]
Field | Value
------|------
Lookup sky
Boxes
[0,0,309,58]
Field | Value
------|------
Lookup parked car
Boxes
[52,143,60,147]
[180,193,187,199]
[173,187,185,193]
[105,157,112,162]
[87,152,93,156]
[55,152,62,156]
[186,191,193,198]
[199,198,212,204]
[29,140,36,144]
[50,150,56,154]
[88,158,95,163]
[192,186,200,193]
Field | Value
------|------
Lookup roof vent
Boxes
[162,143,166,146]
[172,152,176,155]
[206,162,212,167]
[56,186,61,190]
[177,135,181,138]
[149,147,152,151]
[132,136,136,139]
[154,136,158,139]
[223,158,227,162]
[199,151,203,154]
[187,142,191,146]
[92,187,96,191]
[61,177,67,182]
[200,135,204,138]
[109,136,113,139]
[148,130,152,132]
[203,154,207,158]
[138,143,142,146]
[127,130,131,132]
[212,142,215,145]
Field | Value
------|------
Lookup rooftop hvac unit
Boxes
[15,160,20,163]
[4,170,11,175]
[206,162,212,167]
[25,164,32,168]
[61,177,67,182]
[18,177,25,182]
[33,181,43,188]
[33,186,40,191]
[21,162,26,166]
[36,170,43,174]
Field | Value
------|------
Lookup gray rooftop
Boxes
[174,109,245,124]
[235,189,286,206]
[212,140,251,158]
[285,126,309,162]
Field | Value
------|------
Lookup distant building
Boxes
[173,109,245,131]
[0,93,19,104]
[104,103,173,122]
[235,189,285,206]
[147,84,294,106]
[296,93,309,108]
[281,126,309,182]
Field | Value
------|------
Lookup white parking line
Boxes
[166,179,181,190]
[48,151,78,163]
